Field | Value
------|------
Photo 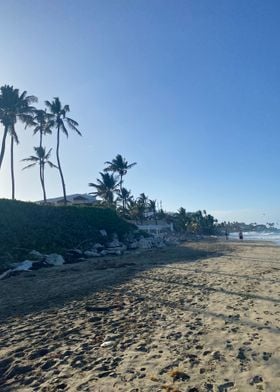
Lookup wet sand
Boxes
[1,240,280,391]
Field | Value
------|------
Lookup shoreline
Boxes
[1,240,280,391]
[228,231,280,246]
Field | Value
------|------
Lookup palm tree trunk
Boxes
[56,126,67,205]
[10,136,15,200]
[39,131,43,149]
[40,163,47,203]
[120,175,125,209]
[39,131,43,196]
[0,126,8,170]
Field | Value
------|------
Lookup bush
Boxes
[0,199,135,270]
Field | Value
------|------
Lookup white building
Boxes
[136,221,174,235]
[37,193,97,206]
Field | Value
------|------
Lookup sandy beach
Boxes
[1,240,280,391]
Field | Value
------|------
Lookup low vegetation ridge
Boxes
[0,199,134,271]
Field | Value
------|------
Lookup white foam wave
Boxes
[230,231,280,244]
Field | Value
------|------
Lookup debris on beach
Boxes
[0,232,172,280]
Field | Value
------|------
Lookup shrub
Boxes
[0,199,135,270]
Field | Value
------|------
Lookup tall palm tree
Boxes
[45,97,81,205]
[22,147,57,202]
[116,187,134,211]
[89,172,119,208]
[104,154,136,192]
[0,85,37,199]
[31,109,54,198]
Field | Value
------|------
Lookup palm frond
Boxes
[61,121,69,137]
[22,162,37,170]
[32,126,41,134]
[22,155,39,163]
[67,117,79,127]
[19,91,27,100]
[19,114,34,127]
[45,100,52,110]
[127,162,137,169]
[26,95,38,104]
[47,161,57,168]
[66,117,81,135]
[11,131,19,144]
[45,148,52,160]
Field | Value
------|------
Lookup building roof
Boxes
[37,193,97,204]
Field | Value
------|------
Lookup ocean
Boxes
[229,231,280,245]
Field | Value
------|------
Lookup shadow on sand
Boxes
[0,241,228,322]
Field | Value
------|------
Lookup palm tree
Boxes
[129,199,145,224]
[149,199,157,224]
[0,85,37,199]
[104,154,136,192]
[89,172,119,208]
[22,147,57,202]
[116,187,134,211]
[45,97,81,205]
[137,192,149,207]
[32,109,53,149]
[178,207,187,217]
[31,109,54,198]
[175,207,188,232]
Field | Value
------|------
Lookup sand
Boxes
[0,240,280,391]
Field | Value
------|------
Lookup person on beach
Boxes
[225,229,229,240]
[239,230,243,240]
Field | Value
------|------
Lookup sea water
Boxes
[229,231,280,245]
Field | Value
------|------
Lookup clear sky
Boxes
[1,0,280,224]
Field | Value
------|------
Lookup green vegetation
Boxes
[89,155,219,233]
[169,208,218,235]
[0,199,135,271]
[90,154,138,213]
[89,159,157,224]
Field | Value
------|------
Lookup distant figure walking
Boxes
[239,231,243,240]
[225,230,229,240]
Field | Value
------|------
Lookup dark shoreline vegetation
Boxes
[0,199,135,273]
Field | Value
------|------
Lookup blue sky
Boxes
[0,0,280,224]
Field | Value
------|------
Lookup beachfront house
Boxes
[37,193,97,206]
[136,221,174,235]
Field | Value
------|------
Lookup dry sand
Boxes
[1,240,280,391]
